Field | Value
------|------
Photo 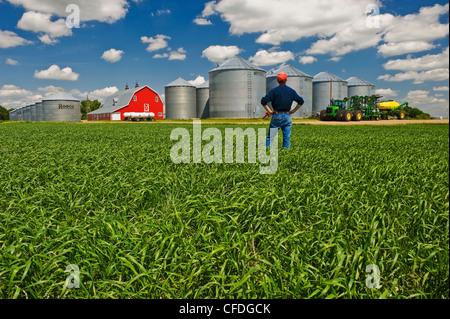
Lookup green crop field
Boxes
[0,122,448,299]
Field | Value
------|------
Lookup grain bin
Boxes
[164,78,197,120]
[209,57,266,118]
[42,92,81,122]
[30,103,37,121]
[312,72,348,115]
[266,65,313,118]
[16,107,23,121]
[196,81,210,119]
[24,104,31,122]
[35,100,43,122]
[9,109,15,121]
[347,76,376,97]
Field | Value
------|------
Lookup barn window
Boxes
[155,97,159,102]
[134,96,137,101]
[158,112,163,117]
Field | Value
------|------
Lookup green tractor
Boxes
[319,98,362,122]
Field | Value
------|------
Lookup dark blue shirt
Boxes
[261,85,304,112]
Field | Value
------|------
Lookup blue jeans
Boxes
[266,113,293,149]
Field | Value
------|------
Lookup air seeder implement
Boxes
[319,95,408,122]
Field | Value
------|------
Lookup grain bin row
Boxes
[164,56,376,119]
[9,92,81,122]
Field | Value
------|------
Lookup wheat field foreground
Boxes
[0,122,448,299]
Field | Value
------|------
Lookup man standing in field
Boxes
[261,72,304,149]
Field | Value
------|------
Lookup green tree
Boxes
[0,105,11,121]
[402,105,430,119]
[80,100,102,119]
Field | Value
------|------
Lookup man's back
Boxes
[261,85,304,112]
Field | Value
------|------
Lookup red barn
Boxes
[87,84,164,121]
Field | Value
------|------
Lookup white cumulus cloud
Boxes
[7,0,129,23]
[299,56,317,65]
[102,48,124,63]
[383,47,449,72]
[6,58,19,66]
[378,68,449,84]
[0,29,32,48]
[202,45,241,63]
[34,65,80,81]
[17,11,72,44]
[141,34,171,52]
[188,76,206,87]
[249,49,294,67]
[375,88,398,97]
[433,86,449,92]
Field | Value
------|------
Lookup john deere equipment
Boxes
[320,98,361,122]
[378,100,408,120]
[319,95,408,121]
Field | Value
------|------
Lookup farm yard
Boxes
[0,122,448,299]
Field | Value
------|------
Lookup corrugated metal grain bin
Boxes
[196,81,210,119]
[24,104,31,122]
[347,76,376,97]
[16,108,23,121]
[209,57,266,118]
[164,78,197,120]
[266,64,313,118]
[30,103,37,121]
[312,72,348,115]
[35,100,43,122]
[41,92,81,122]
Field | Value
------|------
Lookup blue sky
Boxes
[0,0,448,117]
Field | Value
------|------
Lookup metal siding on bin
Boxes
[312,72,348,115]
[165,79,196,120]
[348,85,375,97]
[196,82,210,119]
[30,103,37,121]
[347,76,376,97]
[24,105,31,122]
[42,92,81,122]
[35,102,43,122]
[209,57,266,118]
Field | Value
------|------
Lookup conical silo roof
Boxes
[42,91,80,101]
[197,80,209,89]
[313,71,346,83]
[210,56,266,72]
[267,64,313,79]
[165,78,196,88]
[346,76,374,87]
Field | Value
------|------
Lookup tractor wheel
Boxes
[342,110,352,122]
[352,110,362,121]
[335,110,342,121]
[397,110,405,120]
[320,110,327,121]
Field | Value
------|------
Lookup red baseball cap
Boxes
[277,72,288,83]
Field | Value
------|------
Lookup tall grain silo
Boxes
[30,103,37,121]
[347,76,376,97]
[165,78,196,120]
[35,100,43,122]
[196,81,210,119]
[209,57,266,118]
[9,110,15,121]
[312,72,348,115]
[266,65,313,118]
[24,104,31,122]
[42,92,81,122]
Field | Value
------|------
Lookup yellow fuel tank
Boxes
[378,101,400,110]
